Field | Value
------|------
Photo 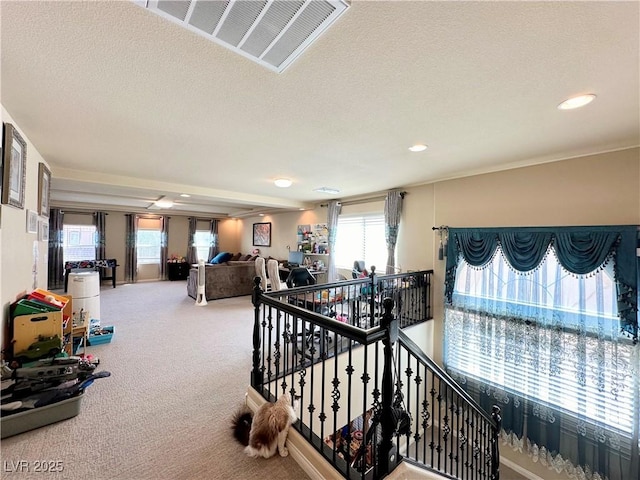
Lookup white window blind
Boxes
[194,230,213,262]
[62,224,97,263]
[137,217,162,265]
[334,214,387,272]
[445,247,636,436]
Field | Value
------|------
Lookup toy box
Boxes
[11,311,63,354]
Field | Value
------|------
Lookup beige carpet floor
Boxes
[1,281,310,480]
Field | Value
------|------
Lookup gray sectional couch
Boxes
[186,261,257,300]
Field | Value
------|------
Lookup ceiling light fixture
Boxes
[180,194,191,198]
[154,197,174,209]
[409,144,428,152]
[557,94,596,110]
[274,178,292,188]
[314,187,340,195]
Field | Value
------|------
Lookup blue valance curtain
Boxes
[445,226,638,342]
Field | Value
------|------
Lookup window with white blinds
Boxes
[194,230,213,262]
[444,247,637,436]
[334,214,387,272]
[62,224,97,263]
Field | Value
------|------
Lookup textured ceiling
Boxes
[1,1,638,217]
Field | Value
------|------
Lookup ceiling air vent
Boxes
[135,0,350,73]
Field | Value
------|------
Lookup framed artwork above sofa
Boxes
[253,222,271,247]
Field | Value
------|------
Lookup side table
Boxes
[167,262,189,281]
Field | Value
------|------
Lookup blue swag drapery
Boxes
[445,226,638,342]
[443,225,639,480]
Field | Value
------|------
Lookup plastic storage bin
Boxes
[88,326,114,346]
[1,393,83,439]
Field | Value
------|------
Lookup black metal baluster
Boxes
[274,308,281,388]
[455,396,461,479]
[470,411,480,480]
[266,306,273,384]
[491,405,501,480]
[443,383,451,475]
[430,371,436,469]
[331,332,341,466]
[436,378,443,472]
[307,319,316,442]
[413,353,422,462]
[482,418,487,479]
[345,338,354,473]
[369,267,377,329]
[318,329,327,461]
[359,344,370,478]
[420,361,429,465]
[462,402,469,480]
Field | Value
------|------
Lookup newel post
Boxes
[378,297,399,477]
[251,277,264,388]
[490,405,502,480]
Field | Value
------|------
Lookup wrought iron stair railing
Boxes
[250,269,500,480]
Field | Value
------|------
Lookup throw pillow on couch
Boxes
[210,252,233,264]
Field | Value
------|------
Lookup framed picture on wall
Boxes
[38,162,51,218]
[39,219,49,242]
[253,222,271,247]
[1,123,27,209]
[26,209,38,234]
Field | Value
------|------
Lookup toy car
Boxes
[13,335,62,365]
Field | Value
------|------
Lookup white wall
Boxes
[1,108,51,350]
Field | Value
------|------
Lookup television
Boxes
[288,251,304,267]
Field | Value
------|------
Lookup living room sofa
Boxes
[186,261,257,300]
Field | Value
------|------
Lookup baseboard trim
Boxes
[500,456,545,480]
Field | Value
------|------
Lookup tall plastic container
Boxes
[68,271,100,321]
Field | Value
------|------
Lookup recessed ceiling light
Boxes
[557,94,596,110]
[180,194,191,198]
[409,144,428,152]
[314,187,340,194]
[274,178,292,188]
